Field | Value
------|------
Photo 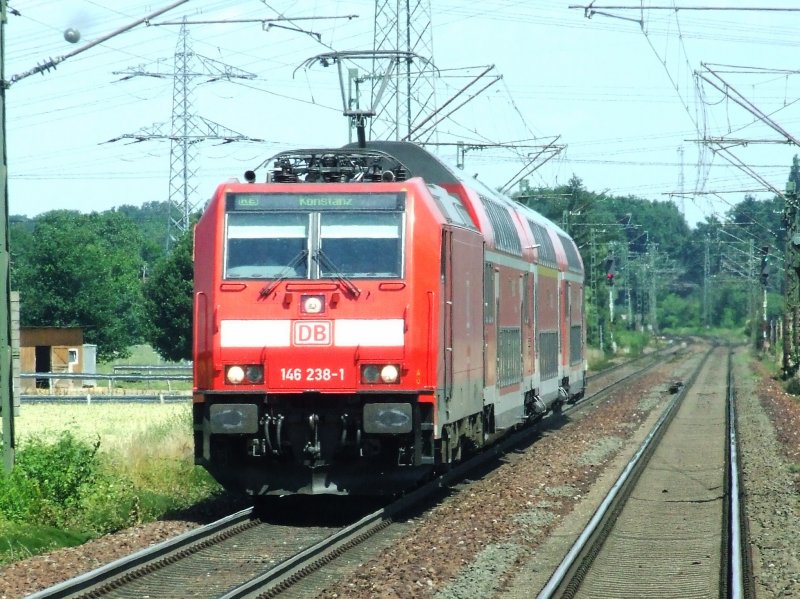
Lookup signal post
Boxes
[0,0,14,472]
[603,255,615,324]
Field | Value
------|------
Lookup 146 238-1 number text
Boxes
[280,367,345,382]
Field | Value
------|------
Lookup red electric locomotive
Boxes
[192,141,585,495]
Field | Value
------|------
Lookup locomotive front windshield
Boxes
[224,192,405,280]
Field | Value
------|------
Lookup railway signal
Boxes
[603,256,615,287]
[759,245,769,351]
[602,255,616,325]
[759,245,769,287]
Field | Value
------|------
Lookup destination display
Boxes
[226,192,405,212]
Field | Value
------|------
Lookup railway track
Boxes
[24,499,393,599]
[535,344,755,599]
[26,343,694,599]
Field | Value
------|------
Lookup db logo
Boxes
[293,321,332,346]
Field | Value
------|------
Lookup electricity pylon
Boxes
[110,22,258,247]
[369,0,437,142]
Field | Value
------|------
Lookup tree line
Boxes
[9,160,793,362]
[515,171,786,344]
[10,201,192,363]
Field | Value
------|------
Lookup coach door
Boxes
[442,228,485,421]
[441,230,454,401]
[523,272,535,377]
[564,282,572,371]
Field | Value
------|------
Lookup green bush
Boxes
[0,432,101,526]
[612,329,651,357]
[785,376,800,396]
[77,476,146,533]
[0,414,223,563]
[0,468,41,523]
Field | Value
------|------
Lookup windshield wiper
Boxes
[313,249,361,298]
[259,249,308,298]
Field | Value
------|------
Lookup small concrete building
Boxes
[20,327,85,390]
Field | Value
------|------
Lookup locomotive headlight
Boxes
[361,364,401,384]
[226,365,245,384]
[245,365,264,384]
[380,364,399,383]
[226,365,264,385]
[361,365,380,384]
[301,294,325,314]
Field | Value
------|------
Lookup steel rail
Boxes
[585,339,683,386]
[25,508,256,599]
[727,352,748,599]
[536,344,714,599]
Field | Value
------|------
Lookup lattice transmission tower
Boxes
[369,0,437,142]
[111,23,257,247]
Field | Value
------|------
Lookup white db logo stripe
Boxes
[293,321,332,345]
[335,319,404,347]
[219,319,404,348]
[220,320,290,347]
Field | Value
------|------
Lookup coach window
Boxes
[318,212,402,278]
[225,212,308,279]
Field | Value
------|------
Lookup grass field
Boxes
[14,402,192,454]
[95,344,191,374]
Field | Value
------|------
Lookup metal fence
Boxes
[21,393,189,404]
[111,365,192,375]
[20,370,192,403]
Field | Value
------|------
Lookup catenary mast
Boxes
[370,0,437,142]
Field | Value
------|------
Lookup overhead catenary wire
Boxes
[5,0,800,224]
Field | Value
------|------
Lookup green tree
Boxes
[15,210,146,361]
[789,154,800,193]
[9,215,35,291]
[113,201,170,266]
[660,293,700,330]
[142,227,193,361]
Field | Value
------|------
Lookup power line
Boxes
[570,5,800,13]
[108,22,259,248]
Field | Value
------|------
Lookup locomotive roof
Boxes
[343,141,461,185]
[344,141,571,238]
[259,140,573,247]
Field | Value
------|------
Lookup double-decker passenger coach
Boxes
[192,141,586,495]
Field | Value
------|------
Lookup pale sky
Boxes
[5,1,800,227]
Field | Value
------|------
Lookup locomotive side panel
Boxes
[193,190,223,393]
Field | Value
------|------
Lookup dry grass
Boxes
[15,402,192,455]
